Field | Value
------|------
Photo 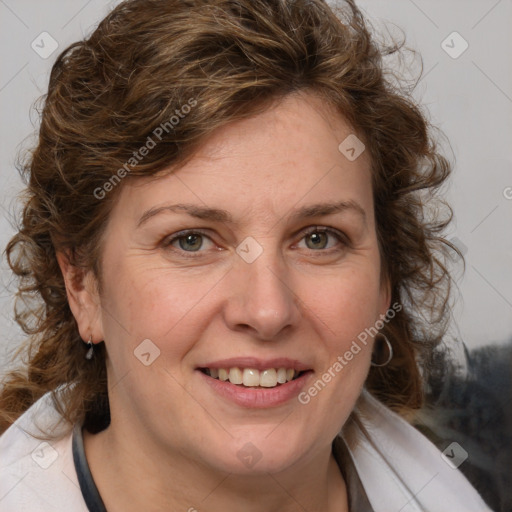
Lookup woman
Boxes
[0,0,492,510]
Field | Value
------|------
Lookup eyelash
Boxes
[162,227,349,259]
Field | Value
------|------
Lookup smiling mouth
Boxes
[199,367,307,388]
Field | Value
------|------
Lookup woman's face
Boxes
[83,93,390,474]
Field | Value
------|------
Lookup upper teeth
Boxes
[206,367,298,387]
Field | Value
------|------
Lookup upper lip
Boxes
[197,357,312,372]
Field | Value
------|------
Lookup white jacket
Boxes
[0,389,492,511]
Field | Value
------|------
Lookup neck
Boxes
[83,421,348,512]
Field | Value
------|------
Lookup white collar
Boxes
[0,389,493,511]
[342,389,492,511]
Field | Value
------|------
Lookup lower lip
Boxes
[198,370,313,408]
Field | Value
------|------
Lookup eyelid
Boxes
[165,228,212,242]
[163,229,216,254]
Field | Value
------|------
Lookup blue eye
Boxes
[305,231,329,249]
[163,226,347,259]
[176,233,204,251]
[298,228,346,251]
[166,230,214,253]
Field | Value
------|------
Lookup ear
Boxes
[57,251,104,344]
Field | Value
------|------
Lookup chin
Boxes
[197,427,316,475]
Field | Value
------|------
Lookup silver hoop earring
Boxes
[85,336,94,360]
[371,333,393,367]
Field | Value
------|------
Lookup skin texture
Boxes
[58,92,390,512]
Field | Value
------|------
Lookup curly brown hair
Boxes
[0,0,461,435]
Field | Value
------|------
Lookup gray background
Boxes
[1,0,511,374]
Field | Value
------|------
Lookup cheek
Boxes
[99,260,225,357]
[303,265,383,344]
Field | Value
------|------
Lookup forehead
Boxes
[112,92,374,227]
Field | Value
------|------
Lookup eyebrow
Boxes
[137,203,232,227]
[287,200,367,226]
[137,200,367,228]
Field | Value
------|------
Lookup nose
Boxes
[222,250,301,341]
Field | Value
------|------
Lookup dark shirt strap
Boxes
[332,434,375,511]
[72,424,108,512]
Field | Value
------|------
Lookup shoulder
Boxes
[0,392,87,512]
[340,389,493,512]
